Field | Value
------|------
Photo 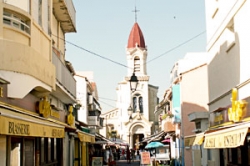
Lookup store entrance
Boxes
[133,134,144,150]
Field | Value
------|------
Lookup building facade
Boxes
[0,0,95,166]
[203,0,250,166]
[156,52,210,166]
[74,71,103,166]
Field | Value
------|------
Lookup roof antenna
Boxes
[132,4,139,22]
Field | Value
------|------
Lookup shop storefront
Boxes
[0,107,65,166]
[204,88,250,166]
[77,130,95,166]
[204,122,250,166]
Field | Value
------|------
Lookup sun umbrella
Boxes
[145,141,164,149]
[161,138,170,143]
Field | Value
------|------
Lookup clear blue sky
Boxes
[65,0,207,112]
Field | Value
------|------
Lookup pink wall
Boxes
[180,64,208,166]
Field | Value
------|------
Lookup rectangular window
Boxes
[133,97,137,112]
[139,97,143,113]
[38,0,42,26]
[41,138,45,163]
[24,139,34,166]
[195,122,201,129]
[48,138,51,162]
[54,138,57,161]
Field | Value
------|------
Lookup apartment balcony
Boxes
[0,39,55,98]
[53,0,76,33]
[88,110,102,128]
[87,116,102,128]
[52,50,76,103]
[88,109,101,116]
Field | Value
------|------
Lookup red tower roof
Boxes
[127,23,145,49]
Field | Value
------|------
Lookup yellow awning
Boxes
[184,135,195,146]
[193,133,204,146]
[78,131,95,143]
[204,126,248,149]
[0,107,64,138]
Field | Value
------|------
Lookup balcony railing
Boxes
[52,50,76,98]
[88,110,101,116]
[87,116,101,126]
[53,0,76,32]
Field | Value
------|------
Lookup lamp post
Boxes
[128,106,133,122]
[127,72,138,122]
[127,72,138,149]
[129,72,138,92]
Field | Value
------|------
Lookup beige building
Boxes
[100,22,159,149]
[0,0,94,166]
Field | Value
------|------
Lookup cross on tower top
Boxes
[132,6,140,22]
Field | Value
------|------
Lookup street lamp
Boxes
[128,106,133,122]
[129,72,138,92]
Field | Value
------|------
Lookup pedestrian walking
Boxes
[137,150,140,160]
[126,146,131,164]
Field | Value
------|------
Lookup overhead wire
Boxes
[52,34,131,69]
[53,31,206,110]
[147,30,206,63]
[53,30,206,69]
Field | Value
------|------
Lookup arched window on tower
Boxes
[134,56,140,73]
[132,94,143,113]
[139,97,143,113]
[133,97,137,113]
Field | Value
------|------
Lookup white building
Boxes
[203,0,250,166]
[101,22,158,149]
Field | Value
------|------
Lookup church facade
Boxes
[101,22,159,149]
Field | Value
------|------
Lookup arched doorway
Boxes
[131,125,144,150]
[133,134,144,150]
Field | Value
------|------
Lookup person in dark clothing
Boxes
[126,146,131,163]
[117,148,120,160]
[137,150,140,160]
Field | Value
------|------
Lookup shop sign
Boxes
[141,152,151,165]
[92,157,103,166]
[228,88,248,123]
[52,128,63,137]
[0,116,64,138]
[50,109,60,119]
[67,106,75,126]
[172,84,181,123]
[38,97,51,118]
[204,127,248,149]
[8,121,30,135]
[78,132,85,142]
[184,136,195,147]
[209,109,229,127]
[78,132,95,143]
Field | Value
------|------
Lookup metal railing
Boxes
[52,51,76,97]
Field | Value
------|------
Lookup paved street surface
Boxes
[116,159,141,166]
